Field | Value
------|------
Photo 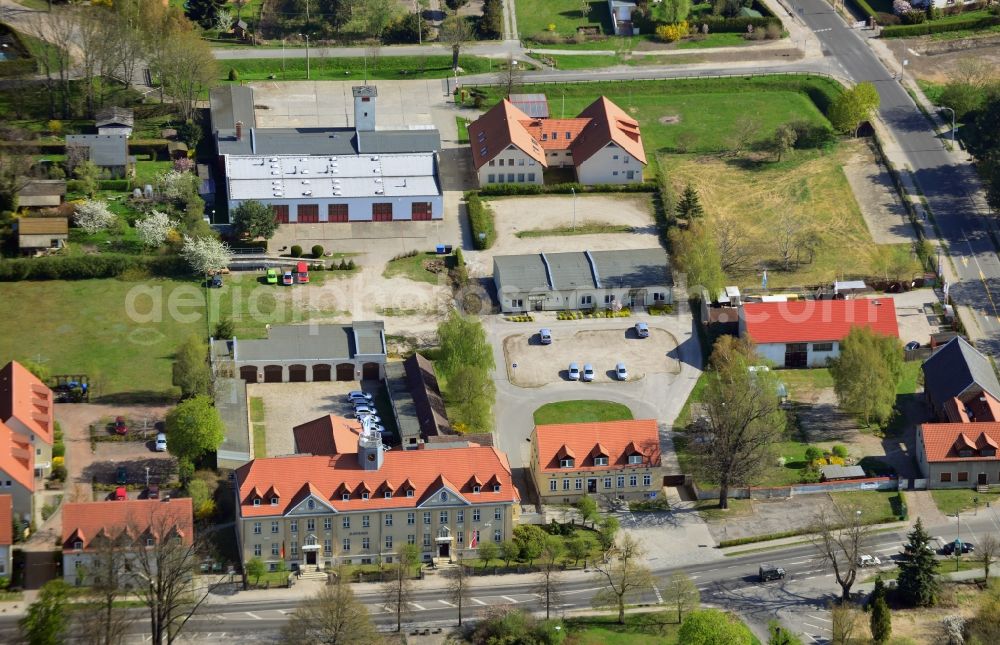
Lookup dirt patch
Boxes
[501,326,679,387]
[466,194,660,279]
[885,37,1000,84]
[842,146,917,245]
[703,495,840,541]
[659,115,681,124]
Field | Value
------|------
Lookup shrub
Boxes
[0,254,188,281]
[804,445,823,462]
[52,443,65,458]
[52,456,64,468]
[656,21,689,42]
[50,464,67,482]
[832,445,848,459]
[311,244,324,258]
[98,179,130,191]
[901,10,925,23]
[290,244,302,257]
[882,14,1000,37]
[466,192,495,250]
[228,68,239,81]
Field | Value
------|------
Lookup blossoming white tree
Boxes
[73,199,116,234]
[181,235,230,274]
[135,210,177,248]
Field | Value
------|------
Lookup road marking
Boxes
[501,595,519,603]
[651,584,663,604]
[803,633,819,643]
[907,48,921,56]
[825,573,835,577]
[697,586,710,590]
[278,610,292,615]
[245,612,262,620]
[808,614,832,623]
[409,602,426,610]
[438,600,456,607]
[814,27,832,32]
[804,622,829,632]
[471,598,487,605]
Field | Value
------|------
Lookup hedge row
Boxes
[478,182,656,197]
[847,0,877,19]
[98,179,130,191]
[0,254,190,281]
[882,14,1000,37]
[695,16,783,33]
[465,193,495,250]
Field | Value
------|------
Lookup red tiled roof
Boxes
[467,99,546,170]
[570,96,647,166]
[920,422,1000,462]
[0,361,54,445]
[0,495,11,546]
[0,420,34,490]
[519,118,590,150]
[293,415,362,456]
[535,419,661,473]
[741,299,899,345]
[235,445,520,518]
[61,499,194,551]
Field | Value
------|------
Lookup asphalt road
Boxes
[1,511,995,643]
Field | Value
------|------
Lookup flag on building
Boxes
[470,530,479,548]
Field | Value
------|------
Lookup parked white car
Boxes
[857,554,882,567]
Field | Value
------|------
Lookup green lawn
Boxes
[535,53,702,70]
[674,32,757,49]
[777,368,834,400]
[466,76,838,171]
[516,222,634,238]
[673,371,709,430]
[250,397,266,458]
[931,489,1000,516]
[533,400,634,425]
[382,252,446,285]
[566,612,683,644]
[830,491,902,524]
[517,0,613,39]
[221,55,500,82]
[897,361,922,395]
[456,116,470,144]
[0,274,339,399]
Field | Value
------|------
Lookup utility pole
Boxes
[415,0,422,45]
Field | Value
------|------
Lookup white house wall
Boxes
[575,143,644,185]
[496,285,673,313]
[755,343,787,367]
[478,147,543,187]
[807,343,840,367]
[228,194,443,222]
[754,342,840,367]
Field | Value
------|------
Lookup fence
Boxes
[693,476,897,500]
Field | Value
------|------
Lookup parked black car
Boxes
[116,466,127,485]
[942,540,975,555]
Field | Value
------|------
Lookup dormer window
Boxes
[559,458,574,468]
[362,492,369,501]
[271,497,278,505]
[541,133,548,140]
[342,493,350,501]
[385,491,392,499]
[594,457,608,466]
[74,541,82,550]
[253,498,261,506]
[982,448,997,457]
[628,455,642,465]
[472,485,481,494]
[146,538,155,547]
[959,449,975,458]
[493,484,501,492]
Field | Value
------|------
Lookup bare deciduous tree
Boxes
[715,217,750,274]
[731,115,761,156]
[495,54,525,98]
[535,536,564,620]
[446,552,472,626]
[282,570,382,644]
[22,9,76,118]
[662,571,700,624]
[978,533,1000,582]
[76,538,132,645]
[439,11,472,72]
[830,602,861,645]
[811,506,872,602]
[160,29,218,122]
[775,215,805,271]
[592,534,654,625]
[381,544,419,632]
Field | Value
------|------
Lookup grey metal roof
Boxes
[590,248,672,288]
[923,336,1000,404]
[95,106,134,128]
[820,465,866,480]
[65,134,127,167]
[509,93,550,119]
[493,254,550,291]
[353,321,386,356]
[210,85,256,132]
[404,354,451,437]
[547,252,595,290]
[212,322,386,363]
[215,377,250,463]
[216,127,440,157]
[386,361,422,445]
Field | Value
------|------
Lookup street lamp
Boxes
[571,187,577,232]
[940,106,956,149]
[298,33,311,80]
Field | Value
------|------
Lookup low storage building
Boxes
[531,419,663,504]
[16,217,67,254]
[493,248,672,313]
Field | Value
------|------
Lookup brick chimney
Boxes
[235,121,244,141]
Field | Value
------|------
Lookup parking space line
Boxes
[245,612,261,620]
[804,622,828,632]
[409,602,426,611]
[438,600,456,607]
[471,598,487,605]
[807,614,832,623]
[501,595,519,603]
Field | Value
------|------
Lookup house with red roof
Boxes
[0,495,12,579]
[468,96,646,187]
[0,361,55,523]
[234,418,519,572]
[916,423,1000,489]
[530,419,662,504]
[738,298,900,368]
[61,498,194,586]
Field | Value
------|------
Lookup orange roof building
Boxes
[468,96,646,188]
[0,360,55,446]
[61,498,194,585]
[917,421,1000,488]
[0,494,12,578]
[234,423,520,570]
[530,419,663,504]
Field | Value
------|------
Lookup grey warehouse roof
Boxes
[923,336,1000,404]
[95,106,134,128]
[494,248,671,292]
[212,322,386,363]
[216,127,440,157]
[820,465,866,480]
[65,134,127,167]
[210,85,256,131]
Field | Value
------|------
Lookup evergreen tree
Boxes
[676,183,705,219]
[480,0,504,39]
[896,518,939,607]
[870,592,892,644]
[186,0,225,30]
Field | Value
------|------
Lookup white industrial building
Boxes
[212,85,442,223]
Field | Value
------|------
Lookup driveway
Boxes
[887,287,946,347]
[502,325,679,387]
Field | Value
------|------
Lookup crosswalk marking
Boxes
[471,597,487,605]
[501,595,519,603]
[409,602,426,610]
[438,600,456,607]
[245,612,261,620]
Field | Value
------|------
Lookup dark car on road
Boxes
[942,540,975,555]
[116,465,127,485]
[759,564,786,582]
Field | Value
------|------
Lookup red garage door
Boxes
[297,204,319,223]
[411,202,432,221]
[328,204,348,223]
[372,203,393,222]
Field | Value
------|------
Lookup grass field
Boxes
[566,613,683,644]
[456,116,470,144]
[830,490,901,524]
[250,397,266,458]
[662,139,882,288]
[931,489,1000,516]
[533,400,634,425]
[0,275,337,398]
[221,55,499,82]
[382,252,446,285]
[468,77,838,170]
[517,0,613,39]
[536,53,702,70]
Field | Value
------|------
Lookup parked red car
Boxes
[114,416,128,436]
[296,261,309,284]
[114,486,127,501]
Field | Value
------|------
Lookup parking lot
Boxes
[501,325,680,387]
[247,380,385,457]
